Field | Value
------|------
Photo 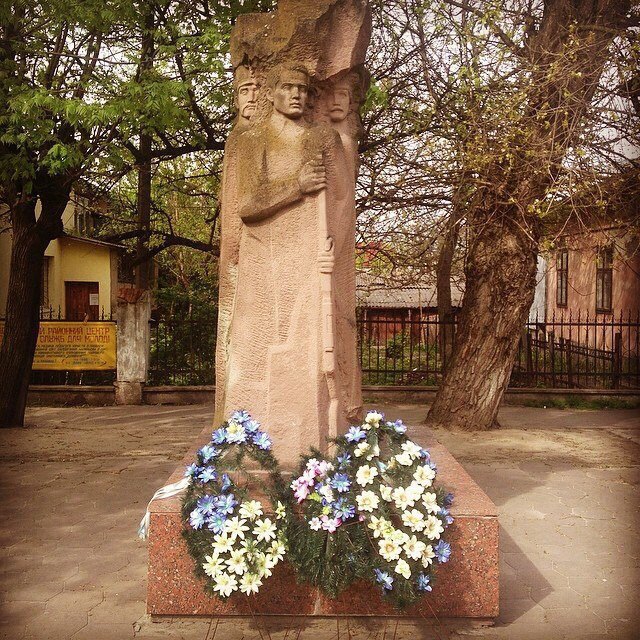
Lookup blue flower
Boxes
[419,448,431,462]
[198,467,218,484]
[189,508,205,530]
[392,419,407,434]
[417,573,432,592]
[207,512,226,534]
[443,492,454,508]
[216,493,237,515]
[220,473,232,492]
[434,540,451,563]
[212,428,227,444]
[345,426,366,443]
[439,507,454,525]
[428,461,437,471]
[330,473,351,493]
[230,410,250,424]
[374,569,394,590]
[337,453,351,468]
[253,431,272,450]
[244,419,260,434]
[199,444,220,464]
[184,463,200,478]
[333,498,356,520]
[197,495,217,515]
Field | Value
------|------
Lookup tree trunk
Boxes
[0,185,69,427]
[428,216,537,430]
[436,208,462,370]
[0,202,45,426]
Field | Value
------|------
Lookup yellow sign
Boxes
[0,321,116,370]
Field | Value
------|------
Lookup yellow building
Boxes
[0,193,121,320]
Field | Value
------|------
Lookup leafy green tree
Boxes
[0,0,272,426]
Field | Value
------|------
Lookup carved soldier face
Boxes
[328,84,351,122]
[236,80,259,120]
[267,69,309,119]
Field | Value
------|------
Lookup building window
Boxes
[556,249,568,307]
[40,257,50,308]
[595,246,613,313]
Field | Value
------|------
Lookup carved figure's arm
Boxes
[238,172,303,223]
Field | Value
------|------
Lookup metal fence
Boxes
[10,308,637,389]
[359,312,640,389]
[148,313,217,386]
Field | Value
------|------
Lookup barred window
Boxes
[556,249,568,307]
[595,246,613,313]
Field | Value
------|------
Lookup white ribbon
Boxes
[137,477,190,540]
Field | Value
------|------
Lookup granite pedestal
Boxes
[147,426,499,619]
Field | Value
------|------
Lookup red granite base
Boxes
[147,427,499,618]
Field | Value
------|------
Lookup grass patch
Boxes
[517,395,640,410]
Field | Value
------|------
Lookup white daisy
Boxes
[366,444,381,461]
[239,573,262,595]
[423,515,444,540]
[414,465,435,486]
[239,500,263,520]
[365,411,384,426]
[212,532,234,554]
[224,516,250,541]
[253,518,277,542]
[356,464,378,487]
[225,549,247,575]
[367,515,392,539]
[378,537,401,561]
[392,486,415,510]
[406,481,424,502]
[309,517,322,531]
[390,528,409,546]
[403,535,427,561]
[401,440,422,459]
[213,572,238,597]
[395,558,411,579]
[395,453,413,466]
[354,442,370,458]
[380,485,393,502]
[421,545,436,567]
[355,490,380,512]
[275,501,287,520]
[203,554,223,577]
[422,492,440,515]
[401,508,426,532]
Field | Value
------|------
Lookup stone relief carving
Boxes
[215,7,370,467]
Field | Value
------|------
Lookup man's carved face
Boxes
[236,80,259,120]
[268,70,309,119]
[328,85,351,122]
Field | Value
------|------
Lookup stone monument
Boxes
[146,0,499,620]
[214,0,372,468]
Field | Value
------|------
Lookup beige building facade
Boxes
[0,195,120,320]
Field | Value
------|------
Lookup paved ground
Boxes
[0,403,638,639]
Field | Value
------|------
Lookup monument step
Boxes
[146,426,499,618]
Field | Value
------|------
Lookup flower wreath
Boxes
[181,411,288,598]
[181,410,453,609]
[285,411,454,608]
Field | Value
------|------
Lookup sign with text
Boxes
[0,321,116,370]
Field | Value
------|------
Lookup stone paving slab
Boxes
[0,403,638,639]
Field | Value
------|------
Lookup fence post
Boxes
[613,332,622,389]
[563,337,574,388]
[114,291,151,405]
[549,330,556,388]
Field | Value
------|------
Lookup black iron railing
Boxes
[359,312,640,389]
[148,312,217,386]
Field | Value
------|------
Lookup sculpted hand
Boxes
[298,154,327,194]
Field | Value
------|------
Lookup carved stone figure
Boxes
[214,66,259,425]
[215,0,370,468]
